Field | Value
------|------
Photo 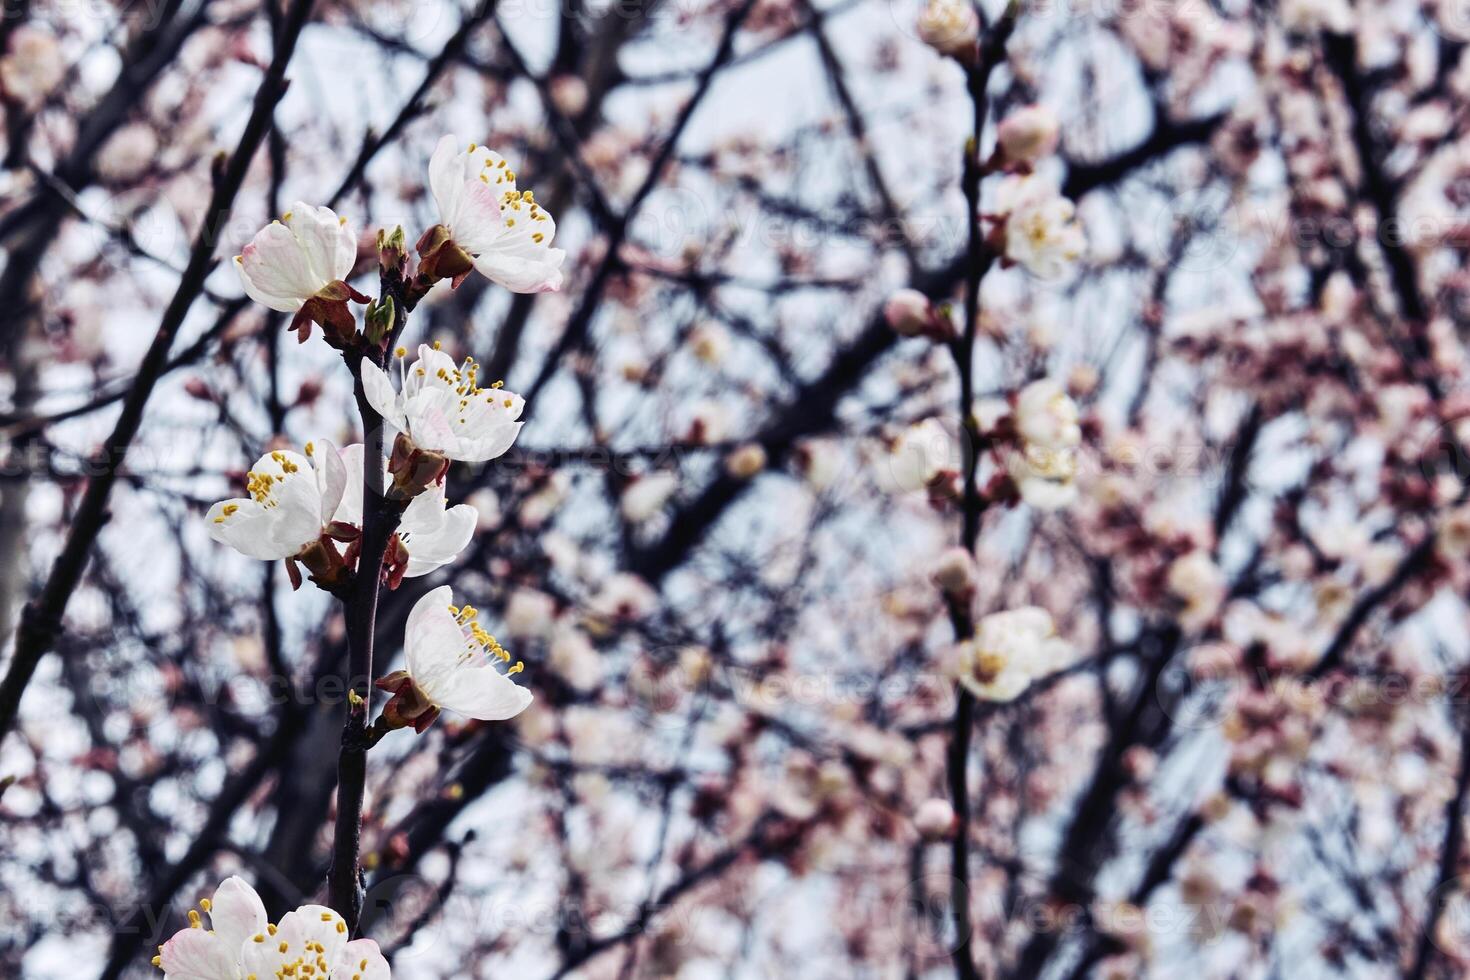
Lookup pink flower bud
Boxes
[884,288,934,337]
[997,105,1060,165]
[725,443,768,479]
[915,797,956,840]
[930,546,977,595]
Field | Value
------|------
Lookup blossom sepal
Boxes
[415,223,475,288]
[285,534,352,594]
[388,431,450,499]
[290,280,371,348]
[375,670,441,734]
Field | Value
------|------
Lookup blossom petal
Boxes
[334,443,366,527]
[472,248,565,294]
[402,502,476,577]
[208,498,299,561]
[361,359,408,433]
[312,438,347,525]
[157,927,236,980]
[209,875,268,957]
[431,661,534,721]
[338,938,392,980]
[403,586,462,682]
[282,202,356,284]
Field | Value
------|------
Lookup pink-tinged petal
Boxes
[282,202,357,283]
[402,387,461,457]
[236,222,322,310]
[208,875,268,957]
[338,938,391,980]
[448,177,508,256]
[157,926,236,980]
[360,359,408,433]
[281,905,350,968]
[311,438,347,525]
[208,498,297,561]
[428,135,507,254]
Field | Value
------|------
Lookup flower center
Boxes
[448,603,525,677]
[246,451,301,507]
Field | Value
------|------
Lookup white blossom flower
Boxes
[950,607,1071,701]
[97,123,159,184]
[379,586,533,727]
[888,417,960,492]
[1015,379,1081,451]
[917,0,979,60]
[1167,550,1227,630]
[884,288,935,337]
[0,26,64,110]
[334,444,475,578]
[689,322,731,363]
[997,176,1085,279]
[1008,379,1081,510]
[428,134,566,293]
[1281,0,1352,33]
[588,573,659,625]
[234,203,358,314]
[207,441,345,561]
[996,105,1060,165]
[154,876,388,980]
[361,344,525,463]
[725,443,767,479]
[914,798,956,840]
[930,546,978,596]
[621,471,679,523]
[504,587,557,640]
[549,624,603,692]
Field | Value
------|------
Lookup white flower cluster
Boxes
[154,877,388,980]
[206,137,567,740]
[1008,378,1083,511]
[950,607,1072,702]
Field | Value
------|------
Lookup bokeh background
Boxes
[7,0,1470,977]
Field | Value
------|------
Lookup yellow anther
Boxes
[200,898,212,912]
[188,910,201,928]
[283,211,293,222]
[304,442,314,456]
[508,661,525,675]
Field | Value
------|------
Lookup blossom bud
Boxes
[884,288,935,337]
[415,223,475,287]
[364,295,396,348]
[378,225,409,279]
[550,74,589,117]
[725,443,767,479]
[387,431,450,499]
[374,671,441,733]
[914,798,956,840]
[996,105,1060,166]
[917,0,979,62]
[930,546,977,596]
